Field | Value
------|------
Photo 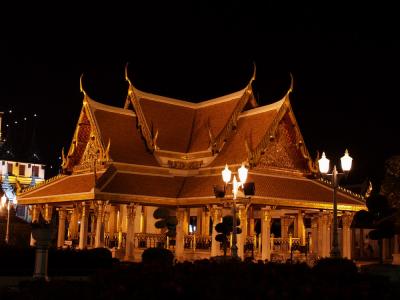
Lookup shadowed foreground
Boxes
[1,256,399,300]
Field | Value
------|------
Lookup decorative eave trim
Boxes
[247,94,290,167]
[316,178,366,202]
[87,97,136,116]
[131,86,249,108]
[17,192,95,205]
[249,196,366,212]
[18,174,67,195]
[126,82,157,153]
[211,83,254,154]
[86,191,367,211]
[123,62,255,109]
[154,149,212,160]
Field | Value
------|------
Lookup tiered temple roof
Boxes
[17,69,366,212]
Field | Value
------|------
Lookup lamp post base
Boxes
[330,247,341,259]
[231,244,239,259]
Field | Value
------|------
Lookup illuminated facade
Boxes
[0,112,45,221]
[17,68,366,261]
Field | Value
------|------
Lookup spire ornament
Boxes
[80,73,87,98]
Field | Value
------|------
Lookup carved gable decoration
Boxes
[62,102,109,174]
[63,111,91,172]
[256,114,309,172]
[78,135,101,168]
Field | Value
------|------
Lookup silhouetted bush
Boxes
[141,247,174,267]
[313,257,358,278]
[0,245,35,275]
[1,259,399,299]
[0,246,114,276]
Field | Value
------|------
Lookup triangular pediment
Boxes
[255,112,310,172]
[62,98,109,174]
[248,96,316,174]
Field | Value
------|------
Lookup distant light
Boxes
[24,117,27,121]
[58,156,61,160]
[6,124,9,127]
[9,110,12,113]
[50,166,53,169]
[14,121,18,124]
[33,113,37,117]
[6,150,9,154]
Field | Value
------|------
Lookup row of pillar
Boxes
[30,202,355,261]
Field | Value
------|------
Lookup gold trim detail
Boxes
[168,160,203,169]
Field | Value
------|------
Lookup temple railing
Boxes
[271,235,301,253]
[184,234,211,251]
[134,233,167,249]
[104,233,127,248]
[243,234,302,257]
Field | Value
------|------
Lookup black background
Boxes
[1,2,399,188]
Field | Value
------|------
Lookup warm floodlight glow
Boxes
[340,149,353,172]
[238,163,248,184]
[222,164,232,184]
[233,176,240,199]
[1,195,6,208]
[318,152,330,174]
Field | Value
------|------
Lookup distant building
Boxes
[0,111,45,222]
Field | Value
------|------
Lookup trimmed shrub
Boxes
[141,247,174,267]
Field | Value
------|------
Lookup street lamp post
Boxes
[221,163,248,259]
[1,194,11,244]
[318,150,353,258]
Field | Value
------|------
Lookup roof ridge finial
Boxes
[287,72,294,95]
[251,61,256,82]
[80,73,87,97]
[125,62,132,86]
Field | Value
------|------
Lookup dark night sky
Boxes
[1,2,399,188]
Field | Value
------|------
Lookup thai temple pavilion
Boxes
[17,66,366,262]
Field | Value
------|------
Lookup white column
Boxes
[78,202,89,249]
[69,205,80,240]
[321,212,331,257]
[311,216,319,254]
[327,213,333,256]
[95,201,105,248]
[108,205,117,240]
[249,207,255,237]
[201,207,210,236]
[261,206,272,261]
[211,205,222,257]
[281,216,291,238]
[30,205,41,246]
[297,210,306,245]
[342,212,354,259]
[44,204,53,222]
[175,208,186,261]
[317,213,324,257]
[57,209,67,248]
[117,205,123,248]
[90,214,96,247]
[124,204,136,261]
[393,234,400,265]
[237,205,247,260]
[183,208,190,235]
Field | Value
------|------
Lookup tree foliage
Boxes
[352,191,398,263]
[153,207,177,238]
[381,155,400,209]
[214,215,241,257]
[352,193,396,238]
